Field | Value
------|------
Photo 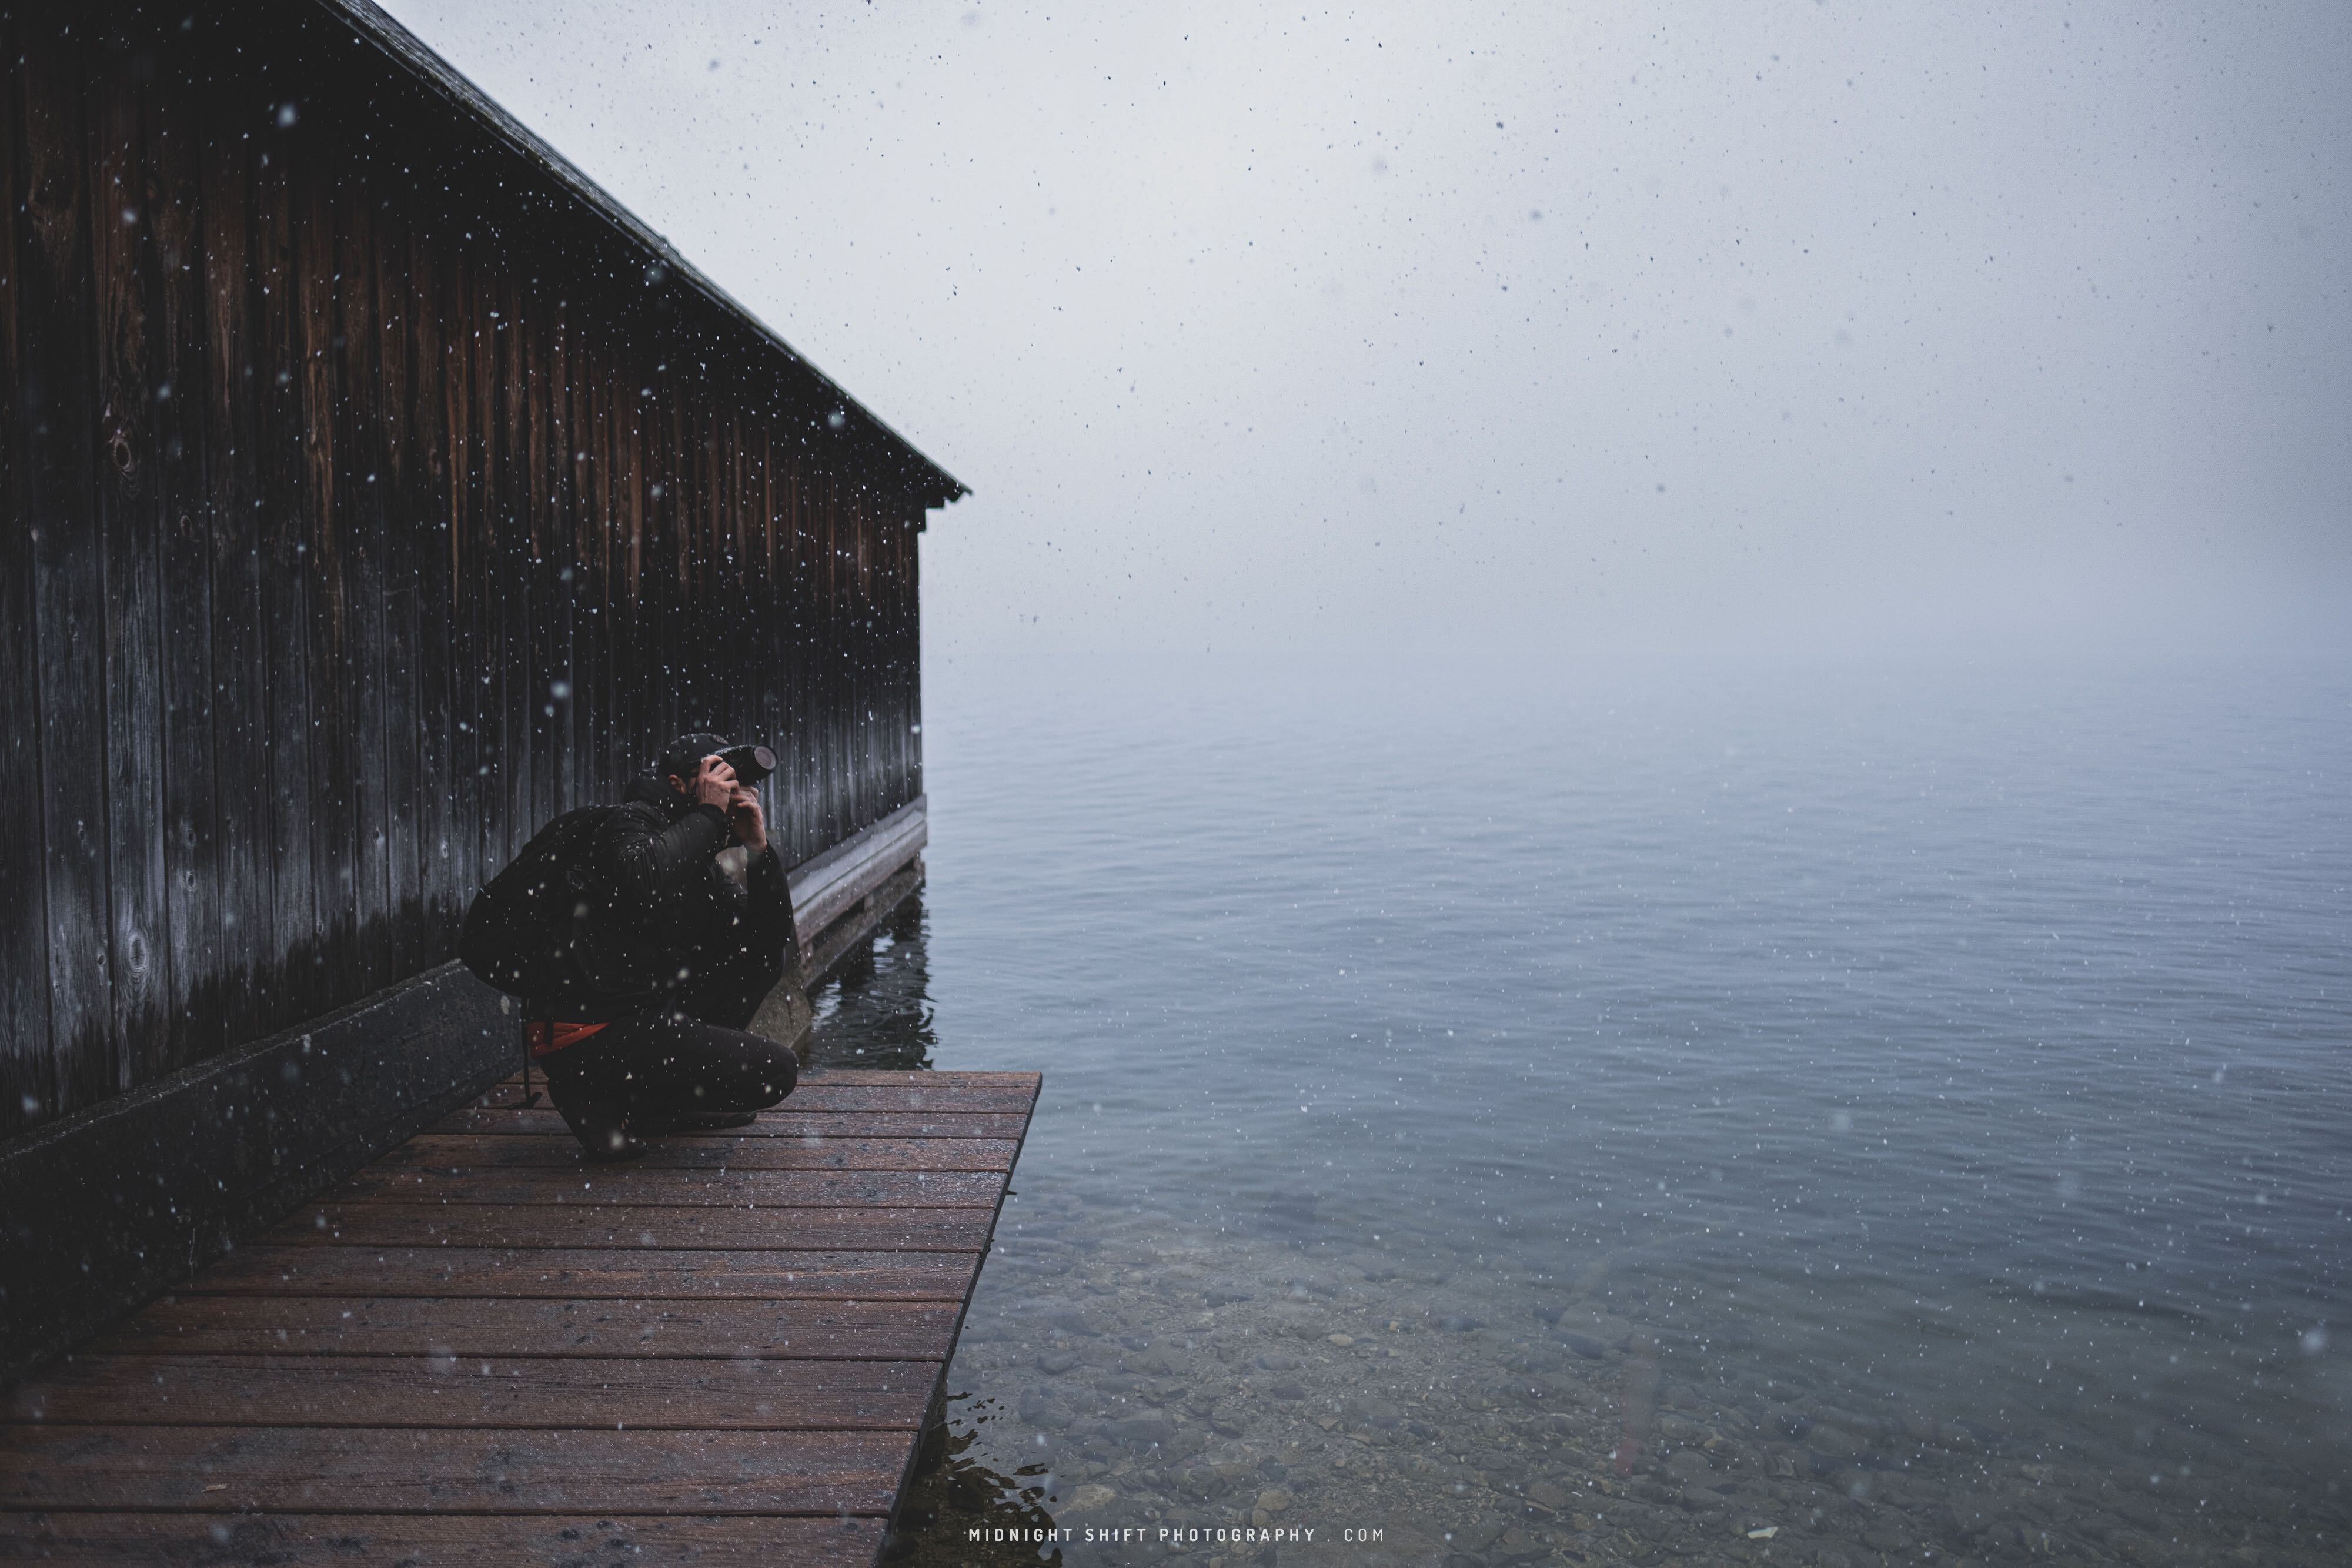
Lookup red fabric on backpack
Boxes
[524,1019,610,1058]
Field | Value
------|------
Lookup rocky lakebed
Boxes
[888,1195,2343,1568]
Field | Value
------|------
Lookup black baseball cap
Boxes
[658,731,777,785]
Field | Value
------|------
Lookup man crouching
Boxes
[524,731,800,1161]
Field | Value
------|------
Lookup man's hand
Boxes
[684,754,737,811]
[727,783,769,852]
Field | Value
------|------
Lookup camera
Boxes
[717,744,777,784]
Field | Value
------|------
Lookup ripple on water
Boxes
[813,662,2352,1564]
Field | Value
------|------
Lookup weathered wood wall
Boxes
[0,0,957,1140]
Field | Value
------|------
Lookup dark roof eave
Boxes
[316,0,970,512]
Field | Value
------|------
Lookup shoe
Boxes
[546,1073,647,1162]
[631,1109,759,1135]
[579,1126,649,1162]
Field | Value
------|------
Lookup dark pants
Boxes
[540,944,798,1146]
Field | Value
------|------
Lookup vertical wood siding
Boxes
[1,4,942,1139]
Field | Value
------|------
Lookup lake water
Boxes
[807,657,2351,1568]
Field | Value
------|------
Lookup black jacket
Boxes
[525,768,797,1021]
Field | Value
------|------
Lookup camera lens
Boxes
[720,744,777,783]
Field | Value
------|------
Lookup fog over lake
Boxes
[383,0,2350,683]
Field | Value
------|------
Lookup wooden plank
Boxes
[611,315,647,788]
[259,1202,997,1252]
[616,336,644,784]
[442,239,485,981]
[793,454,821,852]
[8,1353,938,1430]
[252,115,319,1033]
[827,462,851,847]
[717,403,747,748]
[899,507,925,803]
[332,158,394,995]
[149,55,224,1077]
[374,1134,1019,1174]
[853,490,876,824]
[807,1070,1038,1087]
[477,1069,1043,1095]
[783,1083,1040,1114]
[177,1246,981,1302]
[332,1164,1008,1209]
[92,1295,962,1361]
[470,251,507,879]
[0,10,55,1139]
[369,165,425,977]
[670,380,703,731]
[0,1512,886,1566]
[552,298,584,819]
[753,422,782,850]
[407,216,459,962]
[90,44,173,1095]
[292,129,356,1009]
[491,260,527,872]
[432,1105,1033,1141]
[583,336,617,801]
[777,450,808,861]
[485,1078,1039,1114]
[526,284,559,829]
[819,466,846,847]
[0,1425,907,1515]
[18,22,115,1121]
[783,787,924,954]
[196,71,274,1057]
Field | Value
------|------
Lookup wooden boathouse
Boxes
[0,2,1027,1559]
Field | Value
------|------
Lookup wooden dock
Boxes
[0,1069,1040,1565]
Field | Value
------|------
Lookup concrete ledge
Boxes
[790,797,927,959]
[806,857,926,990]
[0,962,513,1388]
[749,858,926,1051]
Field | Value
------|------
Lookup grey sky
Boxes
[383,0,2351,677]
